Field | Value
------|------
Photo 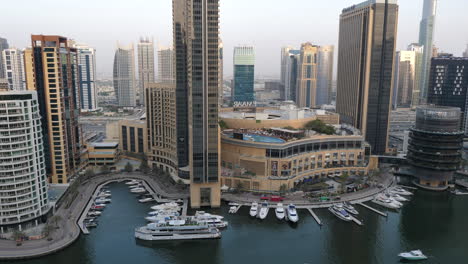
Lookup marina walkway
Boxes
[357,203,387,217]
[307,209,322,226]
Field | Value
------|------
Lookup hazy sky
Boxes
[1,0,467,79]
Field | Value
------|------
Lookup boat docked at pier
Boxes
[286,204,299,223]
[134,219,221,241]
[372,194,401,209]
[328,204,352,222]
[139,197,154,203]
[391,187,413,196]
[342,202,359,215]
[258,202,269,220]
[249,202,258,217]
[130,188,147,194]
[275,203,285,220]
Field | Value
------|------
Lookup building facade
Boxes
[220,130,373,193]
[418,0,437,103]
[427,55,468,135]
[0,90,49,229]
[393,50,417,108]
[146,83,178,177]
[157,46,174,84]
[283,49,300,102]
[232,45,255,103]
[407,106,463,190]
[316,45,334,106]
[74,44,98,111]
[173,0,221,208]
[118,119,147,156]
[296,43,318,108]
[336,0,398,155]
[1,48,25,91]
[25,35,83,184]
[113,44,136,107]
[137,38,155,105]
[0,37,8,80]
[86,142,120,171]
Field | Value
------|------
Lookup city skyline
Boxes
[1,0,467,78]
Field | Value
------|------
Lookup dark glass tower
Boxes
[232,46,255,103]
[336,0,398,155]
[0,37,9,79]
[427,55,468,135]
[173,0,221,208]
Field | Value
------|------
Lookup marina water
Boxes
[17,183,468,264]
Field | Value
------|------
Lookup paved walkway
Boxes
[0,172,187,260]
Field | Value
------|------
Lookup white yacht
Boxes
[151,202,180,211]
[139,197,154,203]
[97,193,111,198]
[372,194,401,209]
[126,180,140,185]
[228,206,237,214]
[192,216,228,229]
[130,188,146,194]
[87,211,101,216]
[275,203,285,220]
[398,250,428,261]
[342,202,359,215]
[385,192,409,202]
[249,202,258,217]
[328,204,352,222]
[148,210,180,217]
[95,198,111,204]
[391,187,413,196]
[286,204,299,223]
[135,220,221,241]
[258,202,269,220]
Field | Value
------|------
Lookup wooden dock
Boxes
[357,203,387,217]
[307,208,322,226]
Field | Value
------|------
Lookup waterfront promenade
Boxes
[0,172,187,260]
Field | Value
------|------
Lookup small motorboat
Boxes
[130,188,146,194]
[126,180,140,185]
[328,204,352,222]
[342,202,359,215]
[258,202,269,220]
[87,211,101,216]
[228,206,237,214]
[286,204,299,223]
[95,198,111,204]
[398,250,428,261]
[91,205,104,211]
[85,222,98,228]
[372,194,401,209]
[386,192,409,202]
[249,202,258,217]
[275,203,285,220]
[139,197,154,203]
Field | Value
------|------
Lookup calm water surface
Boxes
[16,182,468,264]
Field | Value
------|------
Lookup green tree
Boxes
[219,120,229,129]
[125,162,133,172]
[236,181,244,192]
[279,184,288,195]
[304,119,335,135]
[139,155,150,174]
[340,172,350,192]
[84,168,95,178]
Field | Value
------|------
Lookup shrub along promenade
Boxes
[0,172,188,260]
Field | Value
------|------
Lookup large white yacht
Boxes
[372,194,401,209]
[135,220,221,241]
[391,187,413,196]
[258,202,269,220]
[328,204,352,222]
[249,202,258,217]
[275,203,285,220]
[286,204,299,223]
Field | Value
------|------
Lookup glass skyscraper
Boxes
[232,46,255,103]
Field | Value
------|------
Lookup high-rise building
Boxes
[25,35,83,184]
[1,48,25,91]
[73,44,98,111]
[463,44,468,57]
[296,43,318,108]
[393,50,419,108]
[418,0,437,103]
[157,46,174,83]
[173,0,221,208]
[283,49,300,102]
[218,39,224,105]
[146,83,178,176]
[336,0,398,155]
[427,55,468,135]
[113,43,136,107]
[0,90,49,230]
[316,45,334,106]
[280,46,294,100]
[0,37,8,80]
[407,106,463,190]
[232,45,255,103]
[137,38,155,106]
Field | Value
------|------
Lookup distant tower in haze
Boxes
[296,43,318,108]
[463,44,468,57]
[336,0,398,155]
[137,37,155,106]
[113,43,136,107]
[232,45,255,103]
[317,45,334,106]
[418,0,437,104]
[282,48,300,102]
[1,48,25,91]
[280,46,294,99]
[72,43,98,111]
[219,39,224,105]
[157,46,174,83]
[0,37,9,80]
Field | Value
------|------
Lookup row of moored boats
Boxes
[249,202,299,223]
[372,186,413,210]
[85,187,112,229]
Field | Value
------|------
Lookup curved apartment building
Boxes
[0,91,49,229]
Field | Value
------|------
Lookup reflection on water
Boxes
[13,183,468,264]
